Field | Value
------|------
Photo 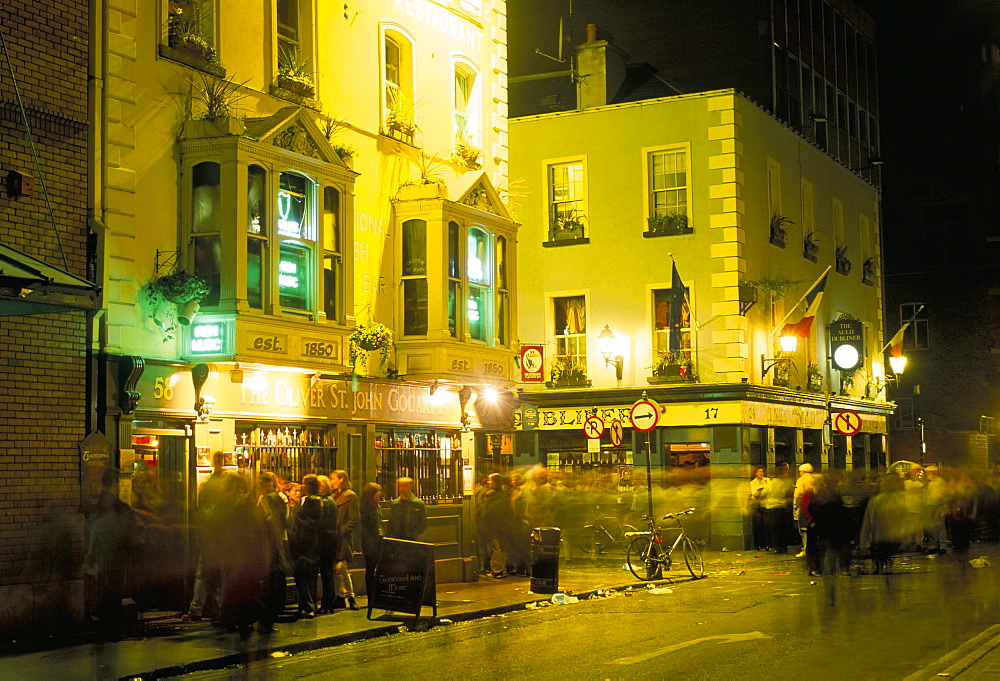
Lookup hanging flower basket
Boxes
[349,322,394,372]
[150,272,211,304]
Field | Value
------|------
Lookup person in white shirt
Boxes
[923,465,947,553]
[748,468,769,550]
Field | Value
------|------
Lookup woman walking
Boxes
[359,483,384,601]
[331,470,361,610]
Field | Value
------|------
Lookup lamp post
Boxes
[598,325,624,384]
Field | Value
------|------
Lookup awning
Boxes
[0,241,99,316]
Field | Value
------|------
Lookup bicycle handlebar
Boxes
[662,508,697,520]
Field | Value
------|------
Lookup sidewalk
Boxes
[0,549,873,680]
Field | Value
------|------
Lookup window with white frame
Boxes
[402,219,428,336]
[652,288,691,363]
[384,30,414,130]
[447,222,507,345]
[467,227,491,343]
[548,161,585,241]
[167,0,216,57]
[276,0,313,88]
[553,295,587,378]
[901,303,929,350]
[648,148,690,234]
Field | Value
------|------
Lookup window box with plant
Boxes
[862,257,877,286]
[803,231,819,262]
[647,350,695,384]
[383,94,418,145]
[645,211,692,237]
[548,211,587,243]
[769,214,793,248]
[807,363,823,392]
[396,152,447,201]
[546,358,590,388]
[163,3,225,77]
[141,271,211,342]
[836,245,852,276]
[274,45,315,99]
[181,73,247,138]
[453,137,482,170]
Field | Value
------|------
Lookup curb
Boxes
[125,577,695,680]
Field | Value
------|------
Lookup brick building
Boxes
[0,4,97,634]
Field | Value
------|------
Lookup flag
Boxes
[668,261,687,355]
[884,305,924,356]
[781,271,829,339]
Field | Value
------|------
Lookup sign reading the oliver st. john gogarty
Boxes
[367,539,437,621]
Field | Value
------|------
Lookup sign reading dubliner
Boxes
[520,345,545,383]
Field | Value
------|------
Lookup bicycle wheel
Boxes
[683,537,705,578]
[577,525,598,554]
[626,535,663,581]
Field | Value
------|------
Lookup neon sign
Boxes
[279,259,299,289]
[189,322,226,355]
[277,189,301,238]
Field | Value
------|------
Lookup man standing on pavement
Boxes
[385,477,427,541]
[794,463,815,559]
[186,451,231,622]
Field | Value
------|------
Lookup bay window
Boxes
[448,221,461,338]
[467,227,490,343]
[322,187,341,321]
[192,161,221,306]
[246,164,266,309]
[496,235,509,346]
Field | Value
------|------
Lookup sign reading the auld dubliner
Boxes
[828,319,865,371]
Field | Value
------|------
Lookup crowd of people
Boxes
[745,462,1000,575]
[85,452,429,639]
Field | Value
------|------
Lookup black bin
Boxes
[529,527,561,594]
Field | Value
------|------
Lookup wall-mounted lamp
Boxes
[230,363,244,384]
[598,325,624,382]
[795,113,829,131]
[888,354,907,376]
[429,379,440,396]
[778,334,799,353]
[761,354,791,379]
[869,355,908,396]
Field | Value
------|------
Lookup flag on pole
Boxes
[669,261,687,354]
[780,271,829,338]
[883,305,925,356]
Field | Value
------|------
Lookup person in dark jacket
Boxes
[386,477,427,541]
[316,475,342,614]
[331,470,360,610]
[256,472,289,633]
[359,483,383,600]
[215,474,268,639]
[290,474,322,618]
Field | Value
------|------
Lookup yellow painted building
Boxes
[509,42,893,549]
[91,0,516,587]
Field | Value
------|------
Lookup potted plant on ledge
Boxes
[383,94,418,145]
[769,214,793,248]
[807,363,823,392]
[549,211,586,242]
[164,4,224,77]
[862,257,877,285]
[803,231,820,262]
[349,322,393,375]
[275,46,315,99]
[142,271,211,341]
[546,358,590,388]
[648,350,695,383]
[646,211,692,236]
[836,245,852,275]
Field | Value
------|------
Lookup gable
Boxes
[243,107,345,167]
[453,172,512,221]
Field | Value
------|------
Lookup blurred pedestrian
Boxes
[331,470,360,611]
[359,482,383,600]
[316,475,341,614]
[290,474,322,619]
[256,472,289,634]
[749,467,769,551]
[508,472,530,576]
[386,477,427,541]
[763,465,792,554]
[215,474,268,639]
[923,465,947,554]
[860,474,909,574]
[186,451,232,622]
[903,467,926,550]
[480,474,511,579]
[85,468,144,636]
[794,463,815,560]
[947,470,979,558]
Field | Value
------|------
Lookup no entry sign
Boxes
[834,410,862,436]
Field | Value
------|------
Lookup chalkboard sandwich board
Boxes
[367,538,437,622]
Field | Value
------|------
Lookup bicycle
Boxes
[576,508,638,555]
[624,508,705,580]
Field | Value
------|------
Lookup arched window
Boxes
[247,164,267,309]
[322,187,341,321]
[402,219,428,335]
[384,28,414,126]
[453,61,480,145]
[277,171,313,312]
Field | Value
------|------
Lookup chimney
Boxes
[576,24,629,109]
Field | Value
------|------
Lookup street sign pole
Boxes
[644,430,654,518]
[629,391,661,519]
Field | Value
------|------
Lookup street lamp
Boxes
[888,354,907,376]
[598,325,624,382]
[778,333,799,353]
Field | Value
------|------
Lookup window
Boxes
[801,179,817,261]
[192,162,221,306]
[833,198,845,246]
[652,288,691,363]
[496,235,509,346]
[901,303,929,350]
[553,296,587,376]
[454,65,479,142]
[548,162,585,241]
[322,187,341,321]
[383,30,414,127]
[859,214,871,262]
[454,0,481,15]
[246,164,267,309]
[276,0,300,56]
[276,0,313,88]
[467,228,491,342]
[276,172,313,312]
[447,222,461,338]
[648,148,691,235]
[167,0,215,60]
[402,219,428,335]
[767,159,782,216]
